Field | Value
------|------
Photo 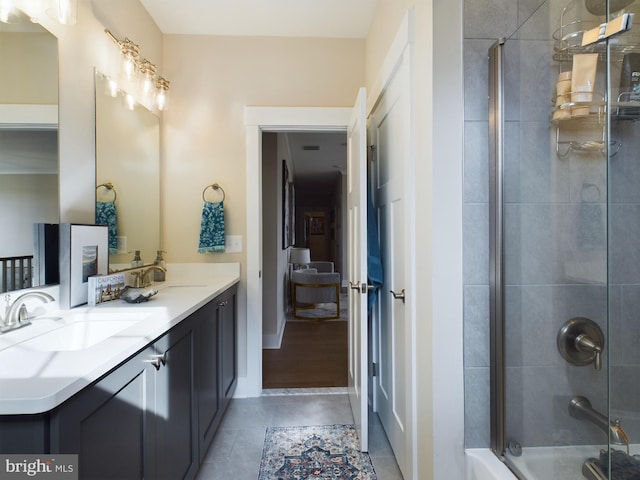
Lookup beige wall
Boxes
[160,35,365,264]
[0,31,58,104]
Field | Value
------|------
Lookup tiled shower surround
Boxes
[463,0,640,449]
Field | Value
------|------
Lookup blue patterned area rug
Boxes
[258,424,377,480]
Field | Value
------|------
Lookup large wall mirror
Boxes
[0,11,59,293]
[94,70,160,269]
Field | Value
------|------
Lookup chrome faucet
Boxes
[131,266,167,288]
[1,291,55,333]
[569,396,629,447]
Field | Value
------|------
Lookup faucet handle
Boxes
[130,271,142,288]
[557,317,604,371]
[575,333,603,371]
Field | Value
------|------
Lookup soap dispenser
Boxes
[131,250,143,268]
[153,250,166,282]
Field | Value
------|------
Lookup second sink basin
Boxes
[19,319,141,351]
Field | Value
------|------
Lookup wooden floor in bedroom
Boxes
[262,320,348,389]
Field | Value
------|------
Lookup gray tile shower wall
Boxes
[465,0,640,450]
[464,0,592,449]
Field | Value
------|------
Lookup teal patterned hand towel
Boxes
[198,201,225,253]
[96,201,119,254]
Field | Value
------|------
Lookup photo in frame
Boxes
[59,224,109,308]
[282,160,295,249]
[309,216,325,235]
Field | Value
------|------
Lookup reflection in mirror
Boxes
[94,70,160,270]
[0,11,58,293]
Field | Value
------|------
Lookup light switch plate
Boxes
[225,235,242,253]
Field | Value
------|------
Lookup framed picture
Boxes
[59,224,109,308]
[282,160,295,249]
[288,181,295,247]
[309,216,325,235]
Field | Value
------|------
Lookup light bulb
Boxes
[106,78,119,98]
[0,0,18,23]
[124,93,136,111]
[47,0,77,25]
[155,77,170,111]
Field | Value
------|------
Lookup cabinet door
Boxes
[154,320,198,480]
[219,285,238,410]
[195,300,220,461]
[51,348,155,480]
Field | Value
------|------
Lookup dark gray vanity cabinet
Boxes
[195,283,238,462]
[0,283,238,480]
[50,316,198,480]
[152,320,198,480]
[195,299,220,461]
[218,285,237,412]
[50,346,155,479]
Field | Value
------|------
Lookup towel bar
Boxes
[96,182,117,202]
[202,183,225,203]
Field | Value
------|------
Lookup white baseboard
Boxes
[262,315,286,349]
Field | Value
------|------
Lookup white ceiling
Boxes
[139,0,378,38]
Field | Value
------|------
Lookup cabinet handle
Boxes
[144,353,166,370]
[217,300,228,307]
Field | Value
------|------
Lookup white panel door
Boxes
[347,87,368,452]
[370,47,414,479]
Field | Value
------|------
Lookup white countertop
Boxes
[0,263,240,415]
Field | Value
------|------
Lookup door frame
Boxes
[243,107,352,397]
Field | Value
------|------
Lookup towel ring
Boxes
[96,182,117,202]
[202,183,225,203]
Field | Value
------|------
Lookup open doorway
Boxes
[261,131,349,389]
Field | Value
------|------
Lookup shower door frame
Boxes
[488,37,507,457]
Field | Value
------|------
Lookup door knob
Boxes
[390,289,405,303]
[349,281,361,290]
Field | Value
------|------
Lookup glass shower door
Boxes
[487,0,640,478]
[605,0,640,478]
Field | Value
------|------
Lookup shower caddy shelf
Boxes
[551,95,624,157]
[551,0,640,157]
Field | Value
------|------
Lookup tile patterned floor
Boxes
[195,391,404,480]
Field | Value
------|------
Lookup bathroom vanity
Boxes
[0,265,239,480]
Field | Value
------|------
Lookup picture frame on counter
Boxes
[59,224,109,309]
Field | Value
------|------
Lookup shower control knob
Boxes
[557,317,604,371]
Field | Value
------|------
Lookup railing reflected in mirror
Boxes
[94,70,160,270]
[0,10,59,293]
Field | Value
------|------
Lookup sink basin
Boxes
[19,319,140,351]
[8,309,157,352]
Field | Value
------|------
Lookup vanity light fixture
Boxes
[124,92,136,111]
[46,0,77,25]
[155,76,170,111]
[0,0,20,23]
[105,28,170,112]
[105,77,119,98]
[138,59,157,104]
